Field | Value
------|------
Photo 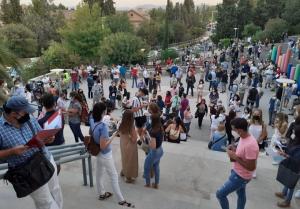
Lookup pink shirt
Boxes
[233,135,259,180]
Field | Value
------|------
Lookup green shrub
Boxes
[161,48,179,61]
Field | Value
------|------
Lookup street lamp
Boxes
[233,27,238,39]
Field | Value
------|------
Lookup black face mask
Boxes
[253,115,260,121]
[17,113,30,124]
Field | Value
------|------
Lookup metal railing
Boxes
[0,143,94,187]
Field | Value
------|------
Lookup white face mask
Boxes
[231,130,240,139]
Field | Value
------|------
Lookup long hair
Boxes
[118,110,134,134]
[250,108,264,125]
[151,113,162,134]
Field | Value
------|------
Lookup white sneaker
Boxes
[295,190,300,199]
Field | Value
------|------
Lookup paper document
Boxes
[26,128,61,148]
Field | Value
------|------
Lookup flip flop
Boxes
[119,201,135,208]
[99,192,113,200]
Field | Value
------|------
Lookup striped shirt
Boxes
[132,96,144,118]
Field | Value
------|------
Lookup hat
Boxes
[6,96,35,113]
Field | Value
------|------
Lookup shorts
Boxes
[135,116,147,128]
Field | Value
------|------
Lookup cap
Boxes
[6,96,35,113]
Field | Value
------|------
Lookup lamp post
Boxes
[234,27,238,39]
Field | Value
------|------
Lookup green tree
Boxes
[264,18,288,42]
[0,24,38,58]
[214,0,238,42]
[171,21,187,43]
[236,0,253,38]
[163,0,173,49]
[242,23,261,37]
[282,0,300,27]
[252,0,269,29]
[136,21,161,46]
[100,33,149,65]
[60,4,110,62]
[103,0,115,16]
[161,48,178,61]
[105,14,133,33]
[42,42,80,69]
[0,43,21,80]
[0,0,23,24]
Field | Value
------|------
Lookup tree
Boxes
[171,21,187,43]
[42,42,80,69]
[0,0,23,24]
[136,21,162,47]
[252,0,269,29]
[100,33,149,65]
[102,0,115,16]
[242,23,261,37]
[264,18,288,42]
[163,0,173,49]
[105,14,133,34]
[60,4,110,62]
[214,0,238,42]
[161,48,178,61]
[0,43,21,80]
[236,0,253,38]
[0,24,38,58]
[265,0,285,19]
[282,0,300,27]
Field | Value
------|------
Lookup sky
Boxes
[20,0,222,9]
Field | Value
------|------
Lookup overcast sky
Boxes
[20,0,222,8]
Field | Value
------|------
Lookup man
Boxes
[87,73,94,99]
[247,86,258,108]
[0,96,63,209]
[216,118,259,209]
[131,88,148,140]
[131,66,138,88]
[143,67,149,87]
[111,66,120,84]
[120,64,127,80]
[186,71,196,97]
[70,69,79,91]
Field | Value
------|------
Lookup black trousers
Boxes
[198,113,205,128]
[88,86,93,99]
[186,85,194,96]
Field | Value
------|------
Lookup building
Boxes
[127,9,150,29]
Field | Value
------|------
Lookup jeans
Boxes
[30,156,63,209]
[110,96,116,108]
[144,146,163,185]
[88,86,93,99]
[144,78,149,86]
[282,186,294,203]
[71,82,79,91]
[186,85,194,96]
[268,110,276,125]
[69,121,84,143]
[132,76,138,88]
[184,122,191,134]
[96,154,124,202]
[216,170,250,209]
[198,113,205,128]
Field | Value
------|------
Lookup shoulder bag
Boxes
[84,122,102,156]
[4,122,55,198]
[208,134,227,150]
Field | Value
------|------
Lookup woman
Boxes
[109,81,117,109]
[271,113,288,165]
[229,94,240,112]
[248,109,268,178]
[275,125,300,208]
[156,95,165,112]
[165,117,185,144]
[117,80,127,108]
[183,106,193,138]
[209,88,219,106]
[195,99,208,129]
[90,103,134,208]
[155,71,161,91]
[92,79,103,106]
[210,124,228,152]
[68,91,84,143]
[164,91,172,118]
[210,106,226,137]
[197,79,205,102]
[241,107,251,121]
[144,113,164,189]
[118,110,138,183]
[225,110,236,144]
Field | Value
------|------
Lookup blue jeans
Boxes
[216,170,250,209]
[184,122,191,134]
[69,121,84,143]
[144,147,163,185]
[132,76,137,88]
[282,186,294,203]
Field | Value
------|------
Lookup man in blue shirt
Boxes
[0,96,63,209]
[119,64,127,80]
[170,64,178,75]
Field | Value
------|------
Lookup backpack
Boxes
[84,122,102,156]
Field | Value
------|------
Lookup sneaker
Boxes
[295,190,300,199]
[275,192,285,199]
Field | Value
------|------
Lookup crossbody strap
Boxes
[26,121,35,136]
[211,134,227,147]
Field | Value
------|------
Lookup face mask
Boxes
[231,130,240,139]
[17,113,30,124]
[253,115,260,121]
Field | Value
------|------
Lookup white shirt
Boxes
[112,68,120,79]
[143,69,149,78]
[131,96,144,118]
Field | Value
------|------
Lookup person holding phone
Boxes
[216,118,259,209]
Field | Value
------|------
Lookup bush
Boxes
[100,32,149,65]
[161,48,179,61]
[242,23,261,38]
[21,59,49,82]
[219,38,231,49]
[264,18,289,42]
[42,42,80,69]
[252,30,267,42]
[0,24,38,58]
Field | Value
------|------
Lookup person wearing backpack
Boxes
[90,103,135,208]
[68,91,84,143]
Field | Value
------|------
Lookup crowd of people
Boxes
[0,38,300,209]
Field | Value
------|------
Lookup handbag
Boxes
[4,122,55,198]
[208,134,227,149]
[180,133,187,141]
[84,122,102,156]
[276,158,300,189]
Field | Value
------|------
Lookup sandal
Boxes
[119,201,135,208]
[99,192,113,200]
